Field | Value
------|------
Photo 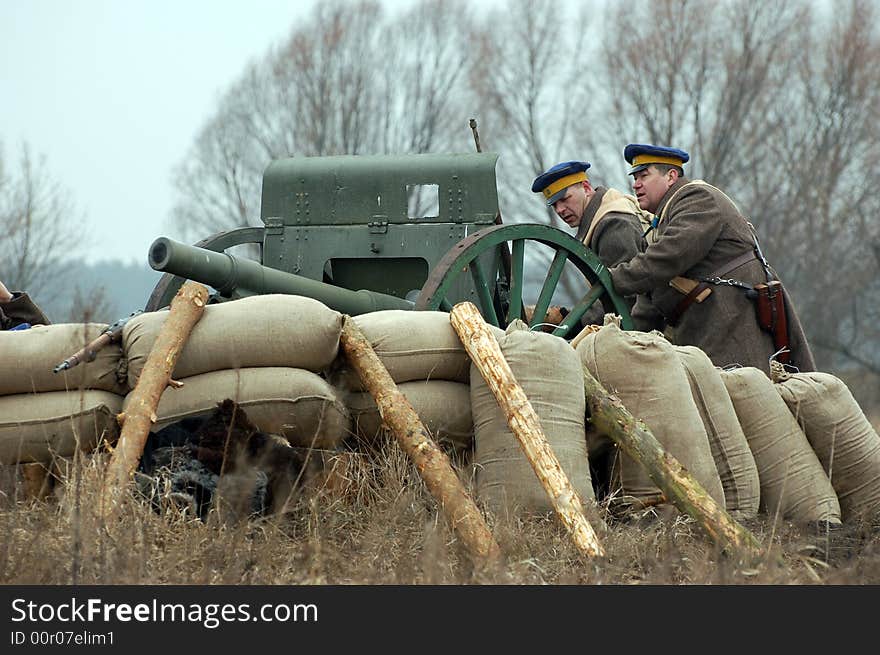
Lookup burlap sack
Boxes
[720,367,841,524]
[123,295,343,388]
[675,346,760,520]
[123,367,349,449]
[0,390,122,464]
[577,325,725,508]
[0,323,126,396]
[773,369,880,521]
[336,310,507,390]
[347,380,473,451]
[472,323,593,516]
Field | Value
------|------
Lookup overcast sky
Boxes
[1,0,420,266]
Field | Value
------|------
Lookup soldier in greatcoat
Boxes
[530,160,659,329]
[0,279,50,330]
[608,143,815,374]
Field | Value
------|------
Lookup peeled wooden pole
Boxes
[339,315,501,563]
[581,366,762,556]
[450,302,605,559]
[100,281,209,518]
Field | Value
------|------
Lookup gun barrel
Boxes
[148,237,414,315]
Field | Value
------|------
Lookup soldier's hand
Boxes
[544,306,567,327]
[0,281,12,304]
[524,304,568,333]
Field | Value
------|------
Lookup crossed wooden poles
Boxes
[99,284,760,563]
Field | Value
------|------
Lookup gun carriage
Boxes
[147,152,633,334]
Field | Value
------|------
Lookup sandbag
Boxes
[335,310,505,390]
[773,369,880,521]
[123,367,349,449]
[347,380,473,452]
[675,345,760,520]
[720,367,841,524]
[472,323,593,516]
[123,295,343,388]
[577,325,725,508]
[0,323,127,396]
[0,390,122,464]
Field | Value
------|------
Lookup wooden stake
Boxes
[581,365,762,557]
[450,302,605,559]
[100,280,209,519]
[339,315,501,564]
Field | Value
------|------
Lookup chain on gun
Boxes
[53,311,143,374]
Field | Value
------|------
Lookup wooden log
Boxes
[450,302,605,559]
[581,365,762,557]
[339,316,501,564]
[100,281,209,518]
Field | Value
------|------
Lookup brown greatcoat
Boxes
[574,186,657,327]
[0,292,51,330]
[609,178,815,374]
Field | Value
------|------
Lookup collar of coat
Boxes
[655,176,691,220]
[575,186,647,246]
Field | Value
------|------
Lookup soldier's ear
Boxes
[666,168,680,185]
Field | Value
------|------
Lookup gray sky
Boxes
[1,0,418,265]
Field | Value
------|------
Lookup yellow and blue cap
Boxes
[624,144,689,175]
[531,161,591,205]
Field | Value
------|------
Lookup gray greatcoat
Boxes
[0,292,50,330]
[609,178,815,374]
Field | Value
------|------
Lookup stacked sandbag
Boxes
[346,380,472,452]
[0,391,122,464]
[333,310,503,451]
[675,346,760,520]
[772,368,880,521]
[123,294,342,388]
[334,310,475,388]
[0,323,127,396]
[577,325,725,509]
[123,368,349,449]
[471,322,594,516]
[0,323,127,464]
[720,367,841,524]
[123,295,349,450]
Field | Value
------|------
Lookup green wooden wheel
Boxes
[144,226,265,312]
[414,223,633,335]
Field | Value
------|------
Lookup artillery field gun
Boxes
[147,152,633,333]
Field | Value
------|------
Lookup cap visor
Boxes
[546,188,568,205]
[628,163,649,176]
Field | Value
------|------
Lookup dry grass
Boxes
[1,441,879,586]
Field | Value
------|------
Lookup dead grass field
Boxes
[2,437,879,586]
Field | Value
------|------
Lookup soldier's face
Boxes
[632,166,675,213]
[551,181,593,228]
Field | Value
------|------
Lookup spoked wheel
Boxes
[414,223,633,335]
[144,226,265,312]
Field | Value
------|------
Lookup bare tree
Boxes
[0,142,82,303]
[469,0,599,223]
[765,0,880,377]
[170,0,476,241]
[376,0,476,155]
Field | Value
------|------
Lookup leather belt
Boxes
[666,250,757,327]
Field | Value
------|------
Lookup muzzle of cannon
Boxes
[148,237,414,316]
